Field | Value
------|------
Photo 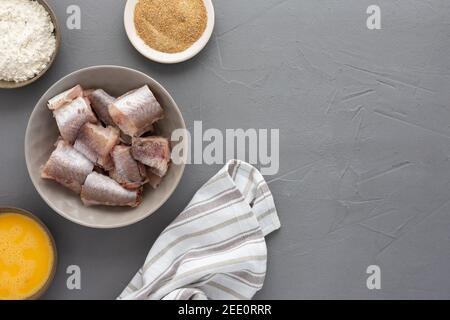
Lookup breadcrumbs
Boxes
[134,0,207,53]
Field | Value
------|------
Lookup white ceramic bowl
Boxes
[124,0,215,64]
[25,66,188,229]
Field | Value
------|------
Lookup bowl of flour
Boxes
[0,0,60,89]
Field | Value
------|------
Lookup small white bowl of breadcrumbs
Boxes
[124,0,215,64]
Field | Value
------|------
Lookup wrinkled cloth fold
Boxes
[119,160,280,300]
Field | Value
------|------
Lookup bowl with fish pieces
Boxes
[124,0,215,64]
[0,0,60,89]
[25,65,188,228]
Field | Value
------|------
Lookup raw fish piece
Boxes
[41,140,94,194]
[109,85,164,137]
[88,89,116,126]
[48,85,83,110]
[146,168,163,189]
[110,145,147,189]
[131,136,171,177]
[74,123,120,170]
[53,97,97,143]
[81,172,142,207]
[119,124,154,146]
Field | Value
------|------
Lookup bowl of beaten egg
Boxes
[0,208,56,300]
[25,66,188,229]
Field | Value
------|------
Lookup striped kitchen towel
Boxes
[118,160,280,300]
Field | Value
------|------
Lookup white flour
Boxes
[0,0,56,82]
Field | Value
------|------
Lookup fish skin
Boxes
[80,172,142,207]
[131,136,171,177]
[109,85,164,137]
[146,167,163,189]
[48,85,84,110]
[88,89,116,127]
[74,123,120,170]
[41,140,94,194]
[110,145,147,189]
[53,97,98,143]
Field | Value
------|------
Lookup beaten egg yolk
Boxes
[0,213,54,300]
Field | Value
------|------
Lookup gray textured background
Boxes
[1,0,450,299]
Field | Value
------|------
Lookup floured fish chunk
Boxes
[109,85,164,137]
[53,97,97,143]
[88,89,116,127]
[81,172,142,207]
[110,145,147,189]
[131,136,171,177]
[74,123,120,170]
[41,140,94,194]
[48,85,83,110]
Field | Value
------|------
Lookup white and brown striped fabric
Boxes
[118,160,280,300]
